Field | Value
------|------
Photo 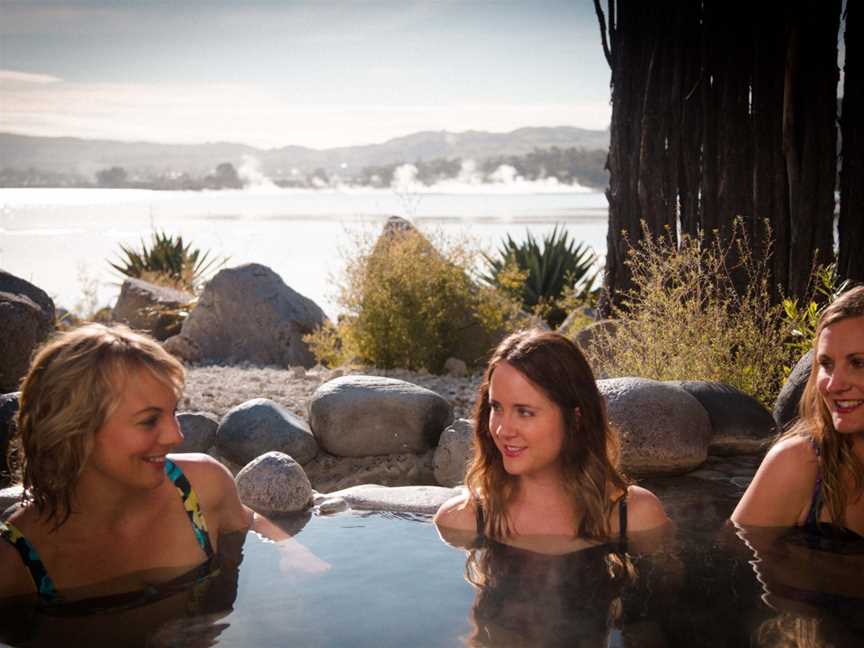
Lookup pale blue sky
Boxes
[0,0,612,148]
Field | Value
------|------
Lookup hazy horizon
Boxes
[0,0,612,149]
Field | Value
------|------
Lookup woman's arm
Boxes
[730,436,816,527]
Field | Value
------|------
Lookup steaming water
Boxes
[0,186,608,320]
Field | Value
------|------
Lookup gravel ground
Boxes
[182,363,482,422]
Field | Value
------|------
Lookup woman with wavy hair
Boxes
[434,329,668,549]
[733,285,864,538]
[0,323,255,605]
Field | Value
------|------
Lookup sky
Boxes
[0,0,612,149]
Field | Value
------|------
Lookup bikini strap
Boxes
[0,520,59,603]
[165,459,215,559]
[806,437,824,526]
[618,492,628,541]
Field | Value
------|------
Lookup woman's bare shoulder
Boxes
[730,434,817,526]
[625,485,670,532]
[433,490,477,531]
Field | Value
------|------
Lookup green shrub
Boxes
[305,225,521,372]
[109,230,225,293]
[482,226,598,328]
[587,220,796,408]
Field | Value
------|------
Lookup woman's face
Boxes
[487,361,568,479]
[816,316,864,435]
[84,367,183,491]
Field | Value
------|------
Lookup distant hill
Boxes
[0,127,609,180]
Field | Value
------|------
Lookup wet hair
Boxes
[14,323,185,527]
[784,285,864,527]
[464,329,629,541]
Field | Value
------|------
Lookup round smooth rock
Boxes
[1,392,20,486]
[773,349,813,432]
[309,375,453,457]
[176,411,219,453]
[433,418,475,487]
[673,381,776,455]
[235,451,312,515]
[598,377,712,475]
[216,398,318,467]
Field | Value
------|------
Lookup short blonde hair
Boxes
[15,323,184,526]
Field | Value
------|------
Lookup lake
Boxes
[0,186,609,320]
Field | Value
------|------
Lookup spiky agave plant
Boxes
[110,230,226,292]
[482,226,598,328]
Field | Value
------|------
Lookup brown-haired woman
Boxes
[0,323,255,605]
[434,330,668,550]
[732,285,864,538]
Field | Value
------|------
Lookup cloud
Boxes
[0,69,62,84]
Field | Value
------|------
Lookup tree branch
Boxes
[594,0,613,67]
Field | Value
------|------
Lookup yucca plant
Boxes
[110,230,225,293]
[482,226,598,328]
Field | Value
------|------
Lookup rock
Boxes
[433,418,474,486]
[315,497,349,514]
[235,451,312,515]
[0,393,20,486]
[443,357,467,378]
[0,271,55,393]
[174,263,327,368]
[303,449,436,492]
[162,333,202,363]
[773,349,813,432]
[0,270,55,320]
[111,277,195,341]
[674,381,776,455]
[291,366,307,379]
[598,377,712,474]
[309,375,453,457]
[323,484,463,515]
[0,484,23,520]
[216,398,318,466]
[176,411,219,453]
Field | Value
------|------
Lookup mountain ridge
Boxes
[0,126,609,179]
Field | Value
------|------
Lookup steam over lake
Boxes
[0,185,609,320]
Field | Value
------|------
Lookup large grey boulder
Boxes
[598,377,712,474]
[0,393,20,487]
[309,375,453,457]
[323,484,462,515]
[674,381,776,455]
[0,271,55,393]
[303,449,436,492]
[166,263,327,368]
[773,349,813,432]
[235,451,312,515]
[216,398,318,467]
[112,277,194,341]
[433,418,474,486]
[176,411,219,453]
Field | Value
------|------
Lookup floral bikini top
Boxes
[0,458,214,605]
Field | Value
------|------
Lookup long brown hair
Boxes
[782,284,864,526]
[15,323,185,527]
[464,329,629,541]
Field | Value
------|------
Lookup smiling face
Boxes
[487,361,569,479]
[816,316,864,435]
[83,366,183,492]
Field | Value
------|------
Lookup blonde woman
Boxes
[732,285,864,538]
[434,330,668,551]
[0,324,254,605]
